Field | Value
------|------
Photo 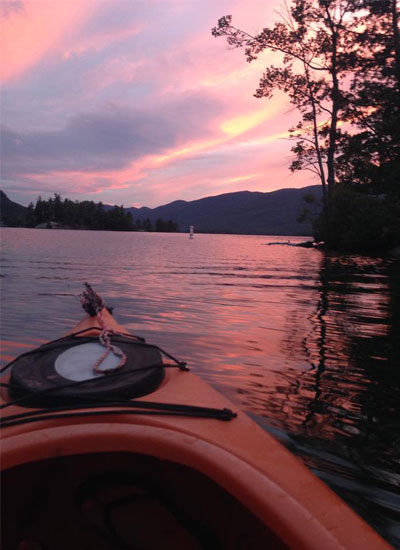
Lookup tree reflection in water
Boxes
[254,254,400,547]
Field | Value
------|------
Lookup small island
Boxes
[0,192,179,233]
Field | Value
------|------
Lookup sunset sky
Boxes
[1,0,314,208]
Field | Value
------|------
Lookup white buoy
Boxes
[189,225,194,239]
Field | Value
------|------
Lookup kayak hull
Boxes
[1,311,391,549]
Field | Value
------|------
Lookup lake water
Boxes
[1,228,399,547]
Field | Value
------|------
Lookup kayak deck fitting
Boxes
[0,285,391,549]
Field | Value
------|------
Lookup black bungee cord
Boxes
[0,285,237,426]
[0,333,237,425]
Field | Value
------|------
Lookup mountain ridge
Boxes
[125,185,321,235]
[0,190,27,225]
[1,185,322,235]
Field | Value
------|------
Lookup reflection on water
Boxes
[242,255,400,546]
[1,228,399,546]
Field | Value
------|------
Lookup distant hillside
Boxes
[126,185,322,235]
[0,185,322,235]
[0,190,27,225]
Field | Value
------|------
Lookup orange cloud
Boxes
[150,137,224,166]
[138,96,288,172]
[221,104,279,137]
[19,106,295,201]
[222,174,258,184]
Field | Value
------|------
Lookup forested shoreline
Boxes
[5,194,179,233]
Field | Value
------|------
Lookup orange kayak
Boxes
[1,308,391,550]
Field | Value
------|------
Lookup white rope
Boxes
[79,283,126,374]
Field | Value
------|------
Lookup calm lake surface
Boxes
[1,228,399,546]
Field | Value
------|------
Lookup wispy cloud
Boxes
[1,0,314,207]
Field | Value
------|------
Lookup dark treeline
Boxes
[22,194,179,232]
[213,0,400,253]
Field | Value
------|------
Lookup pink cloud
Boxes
[62,22,144,60]
[0,1,96,82]
[1,0,318,208]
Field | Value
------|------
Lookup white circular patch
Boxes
[54,342,122,381]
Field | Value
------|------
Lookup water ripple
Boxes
[1,228,399,547]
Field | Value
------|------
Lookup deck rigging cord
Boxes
[0,284,237,425]
[79,282,127,374]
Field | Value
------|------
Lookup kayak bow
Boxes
[0,302,391,550]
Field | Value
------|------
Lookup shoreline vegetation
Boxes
[212,1,400,256]
[1,189,399,256]
[299,185,400,255]
[1,193,179,233]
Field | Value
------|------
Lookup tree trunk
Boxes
[326,22,339,202]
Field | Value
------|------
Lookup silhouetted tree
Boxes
[212,0,360,208]
[34,196,51,224]
[28,196,136,231]
[336,0,400,194]
[11,194,179,233]
[213,1,400,252]
[142,217,153,231]
[155,218,180,232]
[25,202,36,227]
